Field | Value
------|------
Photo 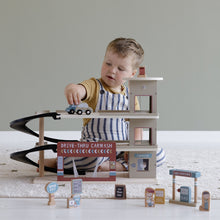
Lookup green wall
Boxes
[1,0,220,131]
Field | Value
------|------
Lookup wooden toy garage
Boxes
[10,67,163,182]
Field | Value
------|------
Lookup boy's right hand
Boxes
[64,83,87,105]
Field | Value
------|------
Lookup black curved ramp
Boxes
[10,112,79,143]
[10,144,57,173]
[10,144,85,175]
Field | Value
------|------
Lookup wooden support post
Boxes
[172,175,176,200]
[39,117,45,177]
[48,193,56,206]
[194,178,198,203]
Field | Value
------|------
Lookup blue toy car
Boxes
[65,103,93,115]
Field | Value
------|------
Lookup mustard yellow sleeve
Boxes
[79,78,100,111]
[79,78,100,127]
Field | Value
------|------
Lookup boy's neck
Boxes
[111,86,122,93]
[100,78,123,93]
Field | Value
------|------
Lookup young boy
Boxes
[64,38,165,172]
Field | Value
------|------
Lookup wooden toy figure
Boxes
[155,188,165,204]
[145,188,155,207]
[199,191,210,211]
[115,184,126,199]
[45,182,59,206]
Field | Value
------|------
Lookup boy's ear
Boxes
[131,69,137,77]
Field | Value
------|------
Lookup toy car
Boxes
[65,103,93,115]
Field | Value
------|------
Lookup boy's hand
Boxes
[65,83,87,105]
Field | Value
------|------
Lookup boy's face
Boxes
[101,50,136,90]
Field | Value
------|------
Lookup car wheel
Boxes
[77,110,83,115]
[85,110,91,115]
[69,109,75,114]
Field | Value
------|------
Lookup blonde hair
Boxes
[106,38,144,69]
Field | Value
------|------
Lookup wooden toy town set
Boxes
[10,67,210,210]
[45,174,210,210]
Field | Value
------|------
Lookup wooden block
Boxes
[199,191,210,211]
[137,66,146,77]
[73,195,81,207]
[145,188,155,207]
[155,188,165,204]
[179,186,191,203]
[67,197,75,208]
[71,179,82,196]
[115,184,126,199]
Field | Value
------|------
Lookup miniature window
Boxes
[135,127,152,145]
[137,159,149,171]
[135,95,152,113]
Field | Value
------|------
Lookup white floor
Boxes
[0,198,219,220]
